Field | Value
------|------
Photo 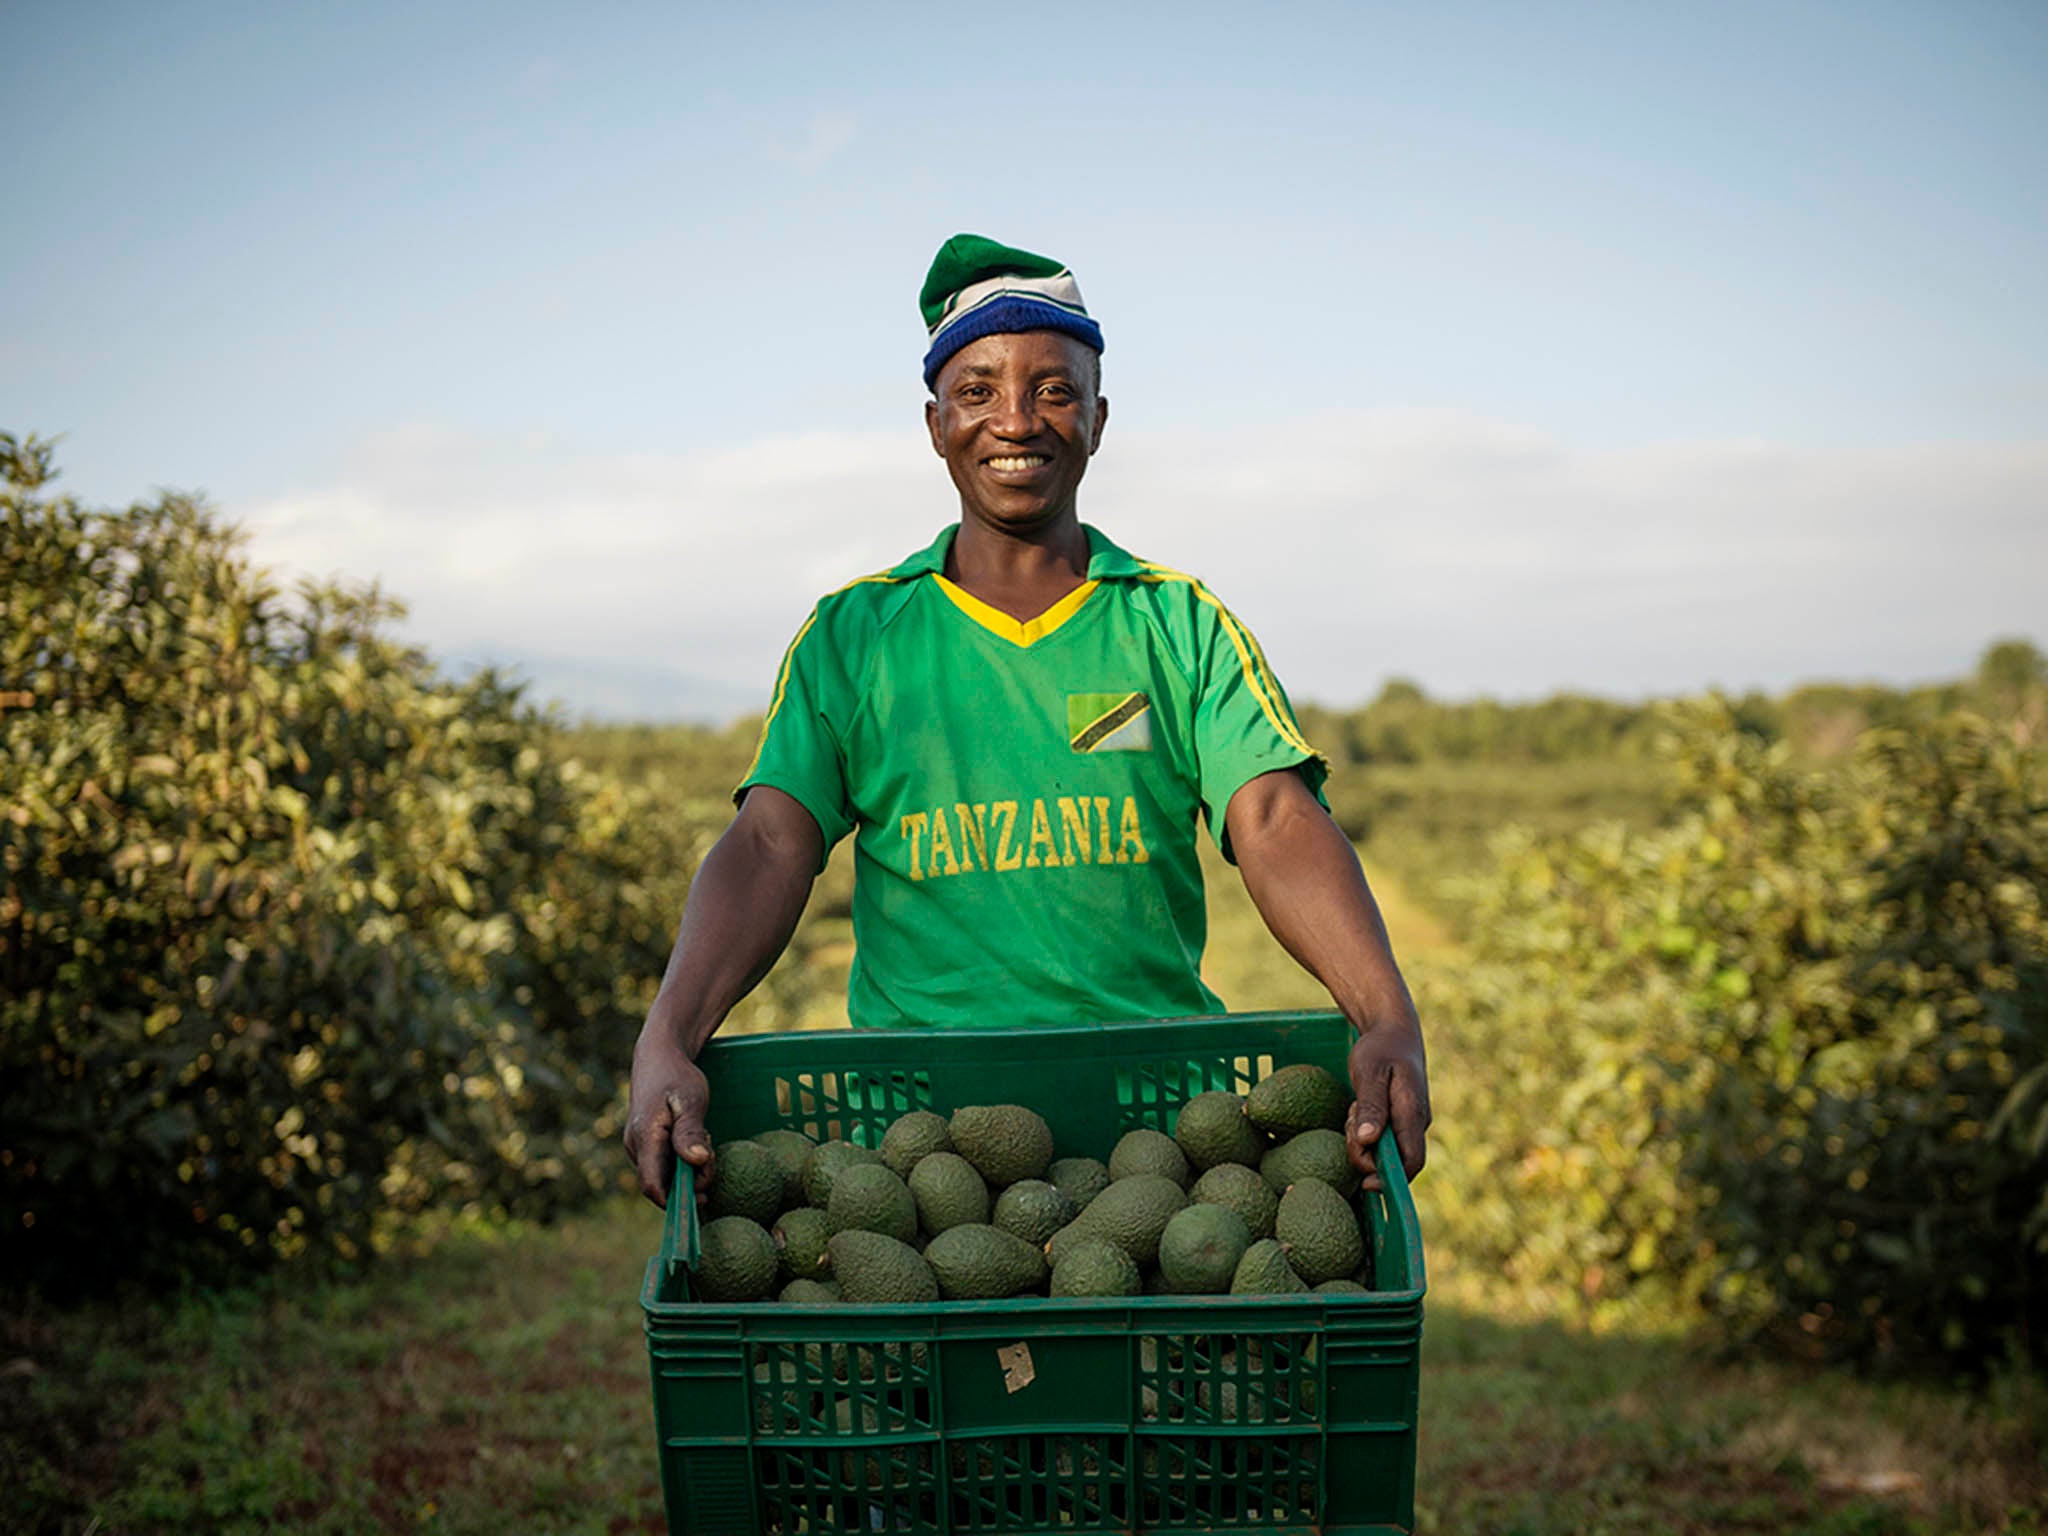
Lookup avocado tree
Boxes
[0,433,711,1282]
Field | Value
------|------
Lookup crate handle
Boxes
[659,1155,700,1279]
[1365,1128,1427,1290]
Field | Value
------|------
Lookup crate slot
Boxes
[1136,1332,1320,1426]
[1137,1434,1321,1528]
[757,1440,940,1535]
[750,1340,936,1439]
[946,1433,1127,1531]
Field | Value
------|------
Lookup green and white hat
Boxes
[919,233,1104,389]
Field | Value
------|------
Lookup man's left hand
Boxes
[1346,1018,1430,1194]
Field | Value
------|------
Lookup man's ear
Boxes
[1090,394,1109,455]
[925,398,944,457]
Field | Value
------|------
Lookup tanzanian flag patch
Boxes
[1069,691,1152,752]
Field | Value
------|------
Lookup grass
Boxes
[6,1196,2039,1535]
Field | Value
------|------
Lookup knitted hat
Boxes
[919,233,1104,390]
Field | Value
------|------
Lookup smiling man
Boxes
[625,234,1429,1202]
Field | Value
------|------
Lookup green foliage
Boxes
[0,433,719,1281]
[1428,701,2048,1367]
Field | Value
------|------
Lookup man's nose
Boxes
[990,390,1040,437]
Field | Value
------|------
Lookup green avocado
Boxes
[948,1104,1054,1188]
[1109,1127,1191,1189]
[992,1179,1076,1248]
[923,1223,1049,1300]
[1173,1090,1267,1171]
[907,1151,990,1236]
[706,1140,784,1226]
[1274,1179,1365,1285]
[1260,1128,1360,1198]
[1246,1063,1349,1138]
[825,1162,918,1244]
[827,1230,939,1304]
[1157,1203,1252,1294]
[878,1110,953,1177]
[1050,1238,1142,1298]
[695,1216,779,1302]
[1190,1161,1280,1239]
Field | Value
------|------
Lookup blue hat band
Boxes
[922,296,1105,390]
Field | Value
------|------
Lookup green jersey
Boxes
[737,523,1327,1030]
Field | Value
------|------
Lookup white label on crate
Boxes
[997,1342,1035,1393]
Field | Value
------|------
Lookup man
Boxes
[625,235,1428,1205]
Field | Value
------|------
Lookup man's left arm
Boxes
[1225,768,1431,1192]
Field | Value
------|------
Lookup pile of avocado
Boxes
[689,1062,1376,1304]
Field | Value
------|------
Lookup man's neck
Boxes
[945,514,1091,623]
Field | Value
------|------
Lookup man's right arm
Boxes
[623,785,824,1207]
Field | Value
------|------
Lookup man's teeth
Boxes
[986,455,1050,471]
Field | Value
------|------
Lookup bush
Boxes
[1427,700,2048,1367]
[0,434,715,1282]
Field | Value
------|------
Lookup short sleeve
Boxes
[734,610,858,868]
[1190,597,1330,861]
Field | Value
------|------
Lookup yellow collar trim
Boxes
[932,574,1101,647]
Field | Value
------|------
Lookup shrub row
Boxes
[0,435,724,1282]
[1426,701,2047,1368]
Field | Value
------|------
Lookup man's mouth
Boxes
[984,455,1051,472]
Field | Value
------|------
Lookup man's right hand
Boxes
[618,786,824,1209]
[624,1040,715,1209]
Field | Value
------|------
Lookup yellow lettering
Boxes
[901,811,929,881]
[928,804,960,877]
[991,801,1023,871]
[1025,798,1059,868]
[1058,796,1092,865]
[1117,796,1149,865]
[956,803,988,872]
[1094,796,1113,864]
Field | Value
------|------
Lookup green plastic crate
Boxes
[640,1010,1426,1535]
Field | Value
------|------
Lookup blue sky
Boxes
[5,2,2044,715]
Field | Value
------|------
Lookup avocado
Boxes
[772,1206,832,1283]
[1108,1127,1191,1189]
[923,1223,1049,1300]
[991,1179,1076,1247]
[1246,1062,1349,1138]
[826,1230,939,1304]
[1157,1203,1252,1294]
[695,1216,779,1302]
[705,1140,784,1226]
[1230,1237,1309,1295]
[879,1109,953,1177]
[907,1151,990,1236]
[1260,1128,1361,1198]
[778,1277,844,1303]
[804,1140,884,1209]
[1190,1161,1280,1240]
[1047,1156,1112,1210]
[1274,1180,1365,1285]
[1314,1278,1370,1295]
[948,1104,1054,1187]
[1173,1090,1267,1171]
[1045,1174,1187,1267]
[825,1162,918,1244]
[1049,1238,1142,1298]
[751,1128,818,1209]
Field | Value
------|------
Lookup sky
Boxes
[5,0,2044,718]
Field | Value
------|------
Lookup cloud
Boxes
[230,413,2048,718]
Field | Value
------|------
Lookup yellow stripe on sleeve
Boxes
[1135,561,1322,761]
[738,573,902,786]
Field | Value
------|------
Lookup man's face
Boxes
[925,330,1108,535]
